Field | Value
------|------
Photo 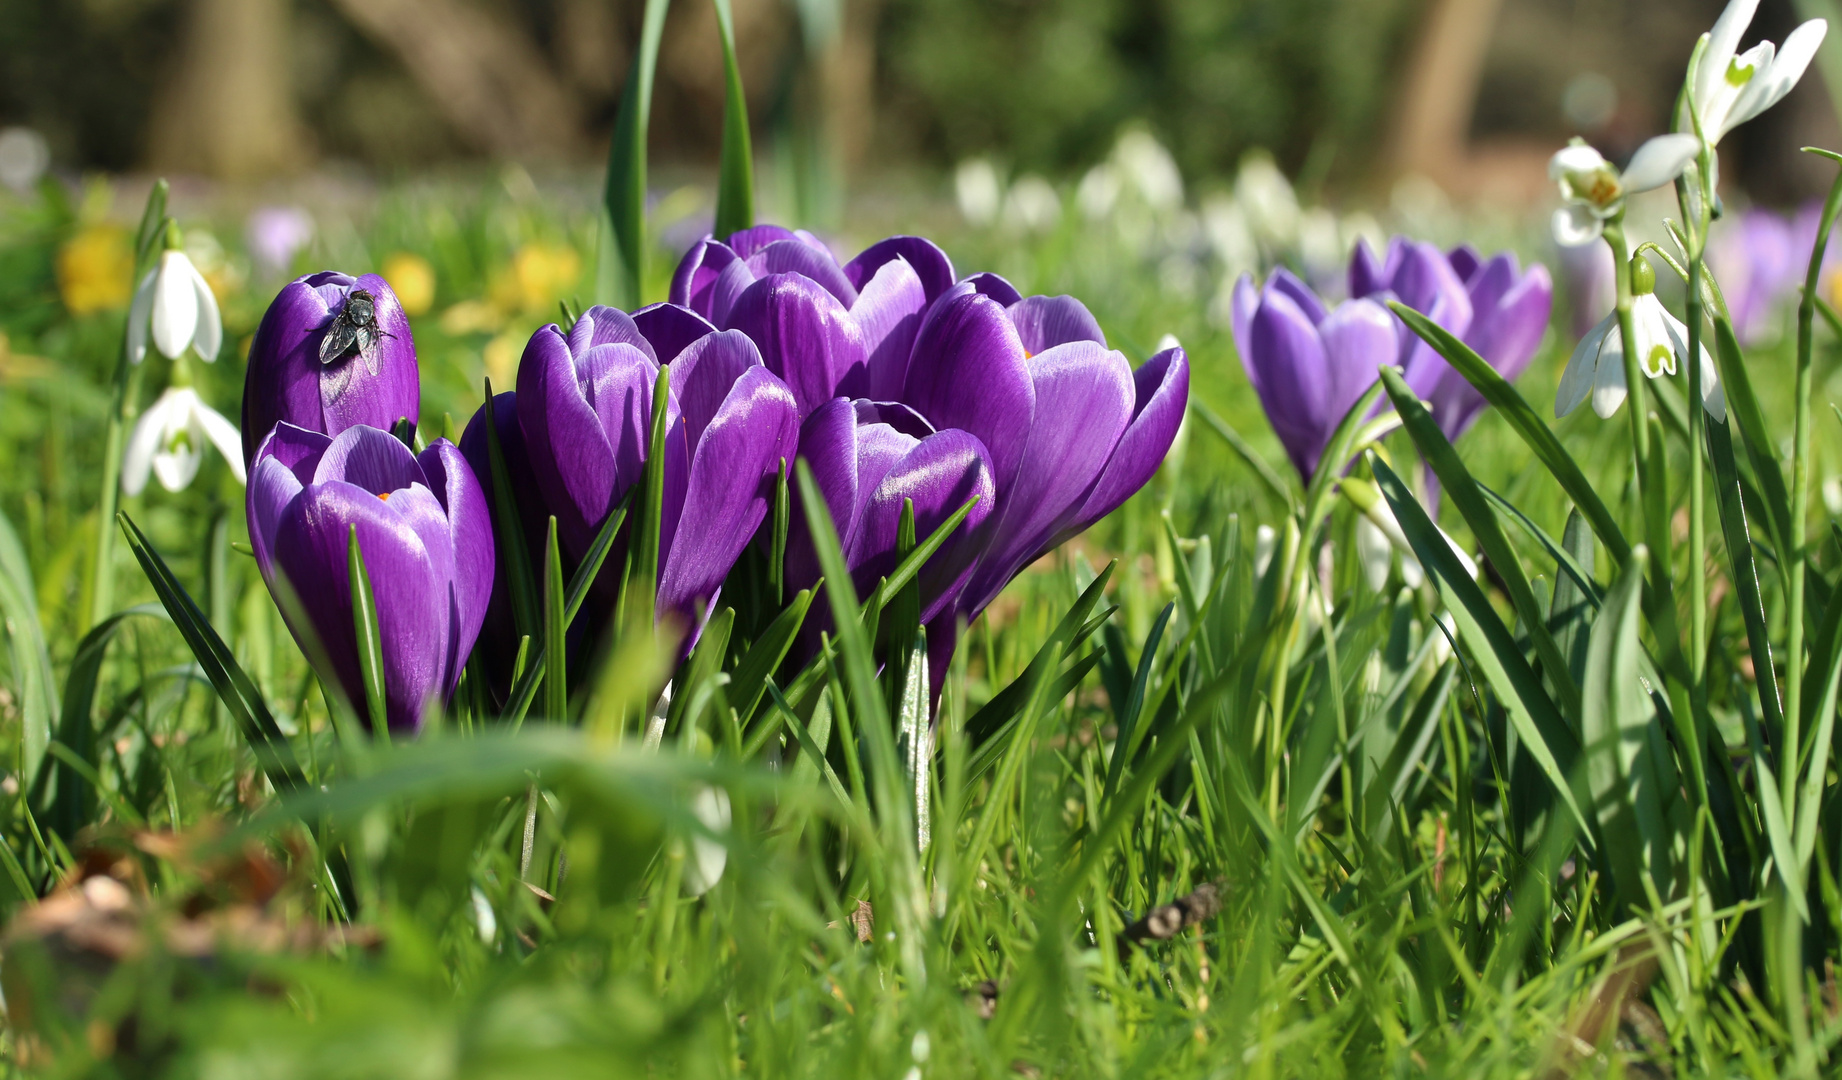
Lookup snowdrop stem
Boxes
[1785,162,1842,773]
[87,359,145,632]
[1686,254,1708,682]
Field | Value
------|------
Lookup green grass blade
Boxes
[544,516,567,723]
[602,0,672,309]
[1301,379,1387,527]
[1708,418,1786,739]
[43,604,166,838]
[565,490,633,625]
[1388,300,1631,564]
[0,504,54,786]
[1371,455,1591,839]
[1380,366,1581,717]
[119,514,303,793]
[712,0,755,238]
[732,587,814,734]
[869,494,982,612]
[482,379,539,641]
[1189,399,1297,514]
[1101,601,1172,802]
[347,526,390,742]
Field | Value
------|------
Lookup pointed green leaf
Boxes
[712,0,755,238]
[602,0,672,309]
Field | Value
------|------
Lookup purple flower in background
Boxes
[247,424,493,734]
[1420,245,1552,442]
[242,271,420,463]
[246,207,314,277]
[1230,268,1398,479]
[1556,239,1614,339]
[515,304,800,624]
[1709,208,1799,344]
[1791,200,1842,311]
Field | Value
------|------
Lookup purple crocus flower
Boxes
[242,271,420,463]
[1230,268,1398,480]
[514,304,800,623]
[458,390,555,703]
[671,226,958,416]
[245,206,314,277]
[1557,239,1613,339]
[1709,208,1799,345]
[247,424,493,733]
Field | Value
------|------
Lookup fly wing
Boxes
[355,324,381,376]
[320,319,355,366]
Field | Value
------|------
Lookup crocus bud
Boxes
[247,424,493,733]
[242,272,420,463]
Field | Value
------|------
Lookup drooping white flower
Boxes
[681,785,732,898]
[127,249,221,364]
[121,387,245,495]
[1555,298,1726,421]
[1549,136,1701,246]
[1691,0,1826,147]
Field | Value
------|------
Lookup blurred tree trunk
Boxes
[1389,0,1502,180]
[326,0,584,159]
[147,0,310,180]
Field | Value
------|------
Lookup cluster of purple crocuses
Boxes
[1230,237,1553,483]
[240,230,1189,733]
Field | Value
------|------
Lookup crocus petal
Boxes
[960,340,1133,612]
[127,269,155,364]
[844,236,956,301]
[725,224,805,258]
[747,238,858,308]
[1266,267,1331,326]
[1348,238,1394,300]
[517,325,619,552]
[963,272,1023,307]
[853,257,930,400]
[1320,297,1401,429]
[669,238,740,319]
[418,439,495,689]
[1556,313,1614,418]
[317,273,420,439]
[1246,287,1331,478]
[725,273,870,417]
[188,257,222,361]
[1067,347,1189,540]
[1621,134,1701,192]
[855,429,997,626]
[243,273,340,460]
[151,252,200,360]
[633,302,717,367]
[315,424,427,495]
[673,329,764,450]
[902,289,1036,495]
[248,455,304,575]
[1229,274,1262,394]
[1008,295,1107,355]
[1552,205,1604,247]
[784,398,865,593]
[569,305,658,363]
[272,481,447,732]
[658,365,800,620]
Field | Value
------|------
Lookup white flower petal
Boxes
[1702,348,1728,422]
[1591,327,1629,419]
[1355,515,1393,593]
[1550,144,1609,180]
[1552,204,1604,246]
[126,269,155,364]
[1622,134,1702,192]
[150,251,199,360]
[682,786,731,898]
[1700,0,1761,108]
[1632,296,1678,377]
[194,395,247,484]
[1557,313,1615,417]
[121,390,183,496]
[152,439,203,493]
[1729,21,1826,133]
[188,260,222,362]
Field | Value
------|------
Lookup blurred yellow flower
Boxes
[56,225,133,315]
[483,329,524,389]
[490,243,581,316]
[383,252,436,317]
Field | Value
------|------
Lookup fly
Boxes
[319,288,390,375]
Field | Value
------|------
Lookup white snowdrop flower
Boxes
[1549,136,1700,246]
[1355,488,1470,583]
[1077,163,1121,221]
[1155,332,1181,353]
[681,785,732,898]
[470,886,497,946]
[1555,264,1725,421]
[1004,175,1062,233]
[121,386,246,496]
[1201,193,1257,278]
[0,127,50,193]
[955,159,1003,227]
[1825,476,1842,517]
[1235,152,1299,249]
[127,249,222,364]
[1298,207,1345,280]
[1114,129,1184,212]
[1691,0,1826,147]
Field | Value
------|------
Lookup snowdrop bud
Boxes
[682,786,732,898]
[1356,515,1393,593]
[956,159,1003,226]
[1253,524,1277,578]
[1631,255,1657,295]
